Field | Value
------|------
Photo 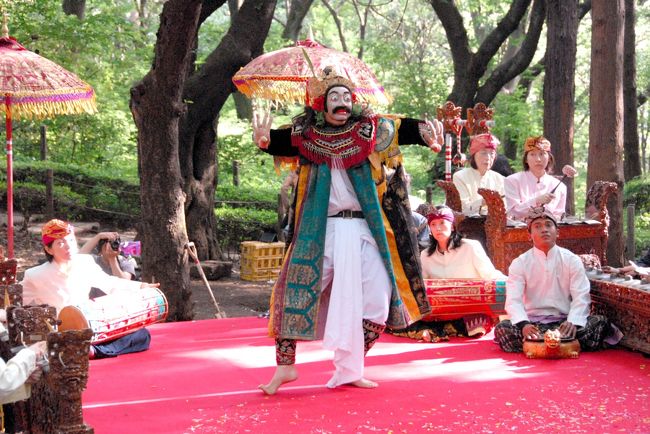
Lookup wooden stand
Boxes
[590,278,650,355]
[5,301,94,433]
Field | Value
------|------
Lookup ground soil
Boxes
[2,216,273,321]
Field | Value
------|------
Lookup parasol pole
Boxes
[5,94,13,259]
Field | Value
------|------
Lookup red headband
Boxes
[469,133,499,156]
[426,207,455,225]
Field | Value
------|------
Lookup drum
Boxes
[421,278,506,322]
[60,287,168,344]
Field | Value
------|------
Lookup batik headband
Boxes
[525,206,558,230]
[524,136,551,153]
[469,133,499,156]
[426,207,455,225]
[41,219,73,245]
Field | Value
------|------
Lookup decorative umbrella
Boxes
[0,15,97,258]
[233,38,391,107]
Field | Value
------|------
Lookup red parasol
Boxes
[233,38,391,107]
[0,15,97,258]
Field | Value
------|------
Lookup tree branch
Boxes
[476,0,545,104]
[579,0,592,18]
[282,0,314,41]
[429,0,471,77]
[200,0,226,25]
[321,0,348,52]
[474,0,532,73]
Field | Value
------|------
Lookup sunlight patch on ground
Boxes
[365,357,539,382]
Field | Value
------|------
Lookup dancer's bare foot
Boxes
[348,378,378,388]
[259,365,298,395]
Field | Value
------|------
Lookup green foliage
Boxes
[624,175,650,214]
[492,89,543,152]
[635,213,650,252]
[214,206,278,251]
[216,183,278,209]
[0,161,140,226]
[0,180,85,220]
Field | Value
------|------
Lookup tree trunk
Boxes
[283,0,314,41]
[179,0,276,260]
[62,0,86,19]
[130,0,203,321]
[543,0,578,215]
[623,0,641,181]
[588,0,625,266]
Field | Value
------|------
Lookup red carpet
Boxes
[83,318,650,433]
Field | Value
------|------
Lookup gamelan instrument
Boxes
[58,287,168,344]
[421,278,506,322]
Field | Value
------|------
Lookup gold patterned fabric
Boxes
[41,219,73,245]
[523,136,551,153]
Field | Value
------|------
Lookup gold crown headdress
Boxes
[305,66,356,109]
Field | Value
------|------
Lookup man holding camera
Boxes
[80,232,137,280]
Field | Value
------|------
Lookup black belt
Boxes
[329,210,364,219]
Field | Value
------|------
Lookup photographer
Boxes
[80,232,137,280]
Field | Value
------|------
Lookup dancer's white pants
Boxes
[321,217,392,388]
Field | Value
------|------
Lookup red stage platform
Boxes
[83,317,650,433]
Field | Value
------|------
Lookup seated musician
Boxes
[0,322,46,402]
[419,205,505,337]
[494,208,621,352]
[504,136,577,221]
[452,133,505,215]
[21,219,159,359]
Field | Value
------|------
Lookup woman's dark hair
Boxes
[469,153,478,169]
[522,150,555,174]
[44,241,54,262]
[470,150,498,170]
[425,205,464,257]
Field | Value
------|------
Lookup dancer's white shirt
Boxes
[322,169,392,388]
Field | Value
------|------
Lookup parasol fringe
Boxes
[0,94,97,120]
[235,78,391,108]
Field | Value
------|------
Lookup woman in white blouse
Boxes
[452,133,505,215]
[504,136,577,220]
[419,206,505,336]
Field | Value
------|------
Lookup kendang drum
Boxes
[421,278,506,322]
[59,287,168,344]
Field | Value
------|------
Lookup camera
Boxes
[98,236,122,252]
[109,238,121,251]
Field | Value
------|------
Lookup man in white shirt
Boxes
[22,219,159,359]
[494,208,616,352]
